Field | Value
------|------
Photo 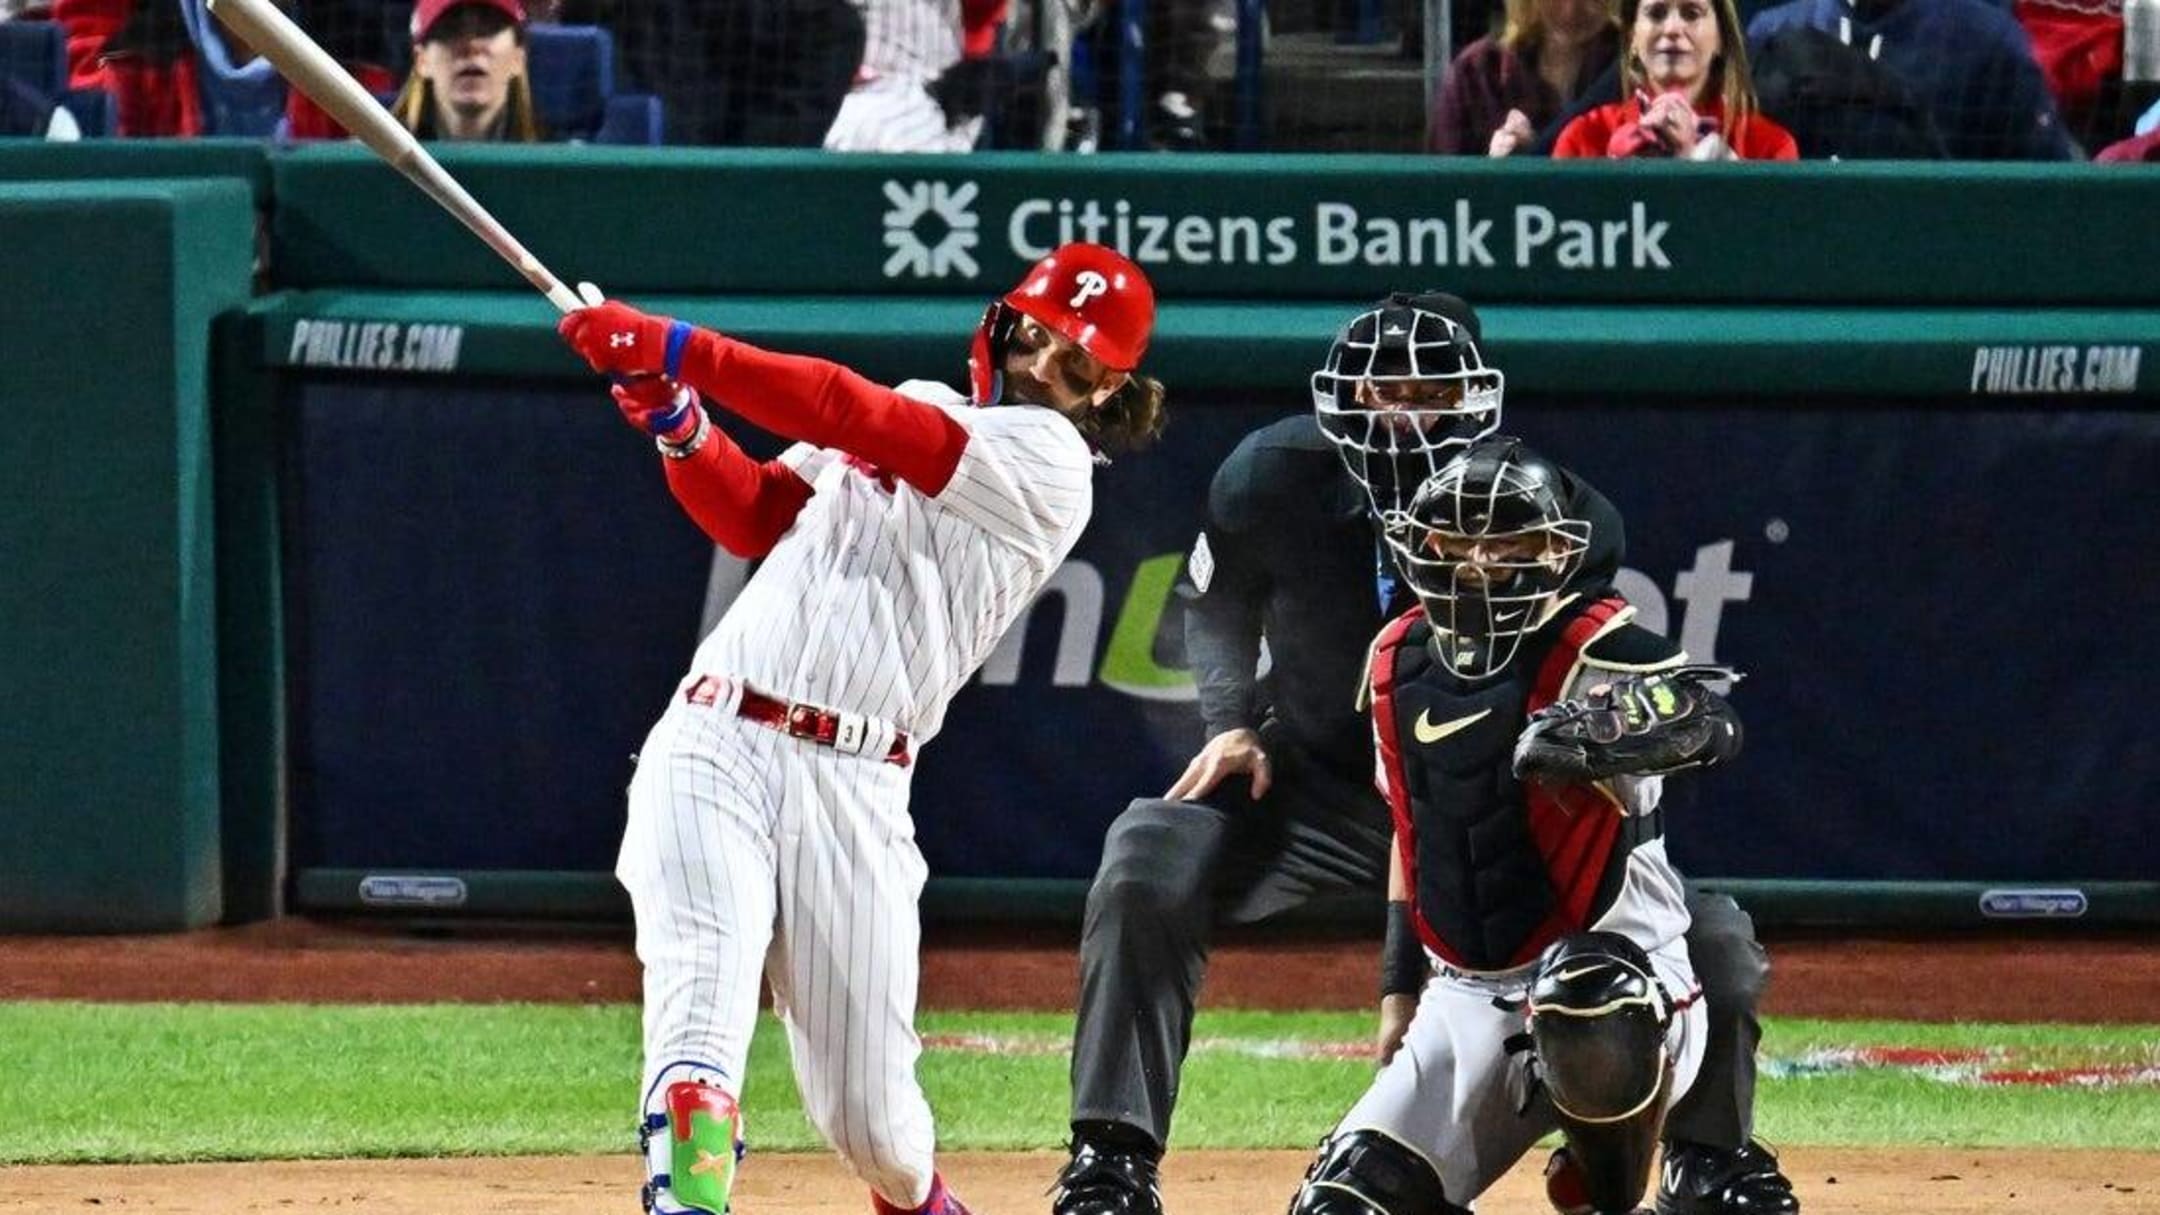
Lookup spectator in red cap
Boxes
[391,0,544,141]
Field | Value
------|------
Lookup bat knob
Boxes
[576,281,607,308]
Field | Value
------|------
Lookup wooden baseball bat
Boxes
[205,0,585,313]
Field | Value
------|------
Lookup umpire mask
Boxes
[1312,297,1504,518]
[1383,438,1589,681]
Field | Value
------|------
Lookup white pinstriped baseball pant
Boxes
[618,689,937,1208]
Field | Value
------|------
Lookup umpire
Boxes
[1049,293,1797,1215]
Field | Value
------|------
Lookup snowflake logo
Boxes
[882,180,980,280]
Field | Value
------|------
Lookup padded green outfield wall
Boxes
[0,179,256,931]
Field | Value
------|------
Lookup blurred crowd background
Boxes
[2,0,2154,160]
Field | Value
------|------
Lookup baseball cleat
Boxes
[1655,1140,1799,1215]
[873,1172,972,1215]
[1051,1140,1163,1215]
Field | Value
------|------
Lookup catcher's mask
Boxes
[1527,931,1678,1215]
[1384,437,1589,681]
[1312,293,1504,517]
[968,242,1155,405]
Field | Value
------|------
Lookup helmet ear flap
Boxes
[968,301,1017,404]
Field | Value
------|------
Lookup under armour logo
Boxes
[609,332,637,348]
[1069,270,1109,309]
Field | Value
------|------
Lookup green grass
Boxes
[0,1005,2154,1164]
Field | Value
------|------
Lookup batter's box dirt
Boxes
[4,1147,2157,1214]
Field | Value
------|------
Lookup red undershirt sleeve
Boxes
[660,423,816,559]
[673,329,972,497]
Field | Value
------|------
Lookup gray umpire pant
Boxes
[1066,723,1768,1152]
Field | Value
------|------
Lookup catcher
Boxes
[1287,436,1748,1215]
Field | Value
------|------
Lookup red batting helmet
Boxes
[968,243,1156,404]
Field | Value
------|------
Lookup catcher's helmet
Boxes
[969,243,1155,404]
[1312,292,1504,518]
[1384,437,1589,680]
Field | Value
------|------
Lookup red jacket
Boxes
[55,0,202,136]
[1554,94,1799,161]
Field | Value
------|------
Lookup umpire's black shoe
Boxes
[1656,1139,1799,1215]
[1051,1140,1164,1215]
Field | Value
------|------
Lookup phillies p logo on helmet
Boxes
[1069,270,1110,310]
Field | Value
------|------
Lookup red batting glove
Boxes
[558,300,687,378]
[612,377,702,444]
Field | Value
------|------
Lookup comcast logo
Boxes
[882,180,980,279]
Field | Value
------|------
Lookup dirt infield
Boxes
[7,1147,2159,1214]
[4,918,2160,1021]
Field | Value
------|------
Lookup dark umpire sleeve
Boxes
[1178,467,1270,741]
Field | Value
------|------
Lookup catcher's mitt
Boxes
[1512,665,1743,786]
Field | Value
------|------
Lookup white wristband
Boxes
[656,406,711,459]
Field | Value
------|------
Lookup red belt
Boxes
[686,676,911,767]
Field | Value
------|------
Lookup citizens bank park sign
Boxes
[875,178,1679,281]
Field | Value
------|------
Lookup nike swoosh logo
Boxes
[1414,707,1492,744]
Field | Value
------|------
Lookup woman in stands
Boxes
[1429,0,1620,156]
[1553,0,1797,160]
[392,0,544,141]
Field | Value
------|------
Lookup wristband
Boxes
[647,385,697,436]
[663,321,694,381]
[1380,900,1427,998]
[657,405,711,459]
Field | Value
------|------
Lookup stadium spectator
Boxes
[2016,0,2126,149]
[391,0,544,141]
[1749,24,1949,156]
[824,0,1002,151]
[1428,0,1620,154]
[0,74,78,136]
[2095,122,2160,156]
[1746,0,2078,159]
[1554,0,1799,158]
[281,0,399,141]
[55,0,201,135]
[1148,0,1234,149]
[558,0,860,145]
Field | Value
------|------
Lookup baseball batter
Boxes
[1286,437,1748,1215]
[556,244,1164,1215]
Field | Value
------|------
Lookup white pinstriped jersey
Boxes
[689,381,1093,743]
[852,0,963,82]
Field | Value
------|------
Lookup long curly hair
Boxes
[1078,373,1169,456]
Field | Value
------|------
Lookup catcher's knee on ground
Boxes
[1287,1128,1469,1215]
[1529,933,1679,1215]
[640,1062,744,1215]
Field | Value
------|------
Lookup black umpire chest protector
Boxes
[1368,598,1661,973]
